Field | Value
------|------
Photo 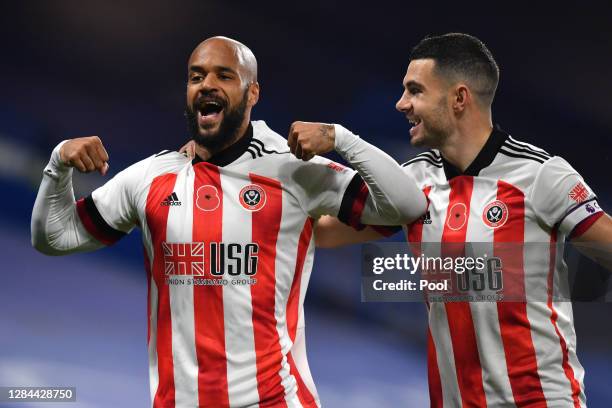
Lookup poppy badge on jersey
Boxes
[239,184,266,211]
[196,185,220,211]
[447,202,468,231]
[482,200,509,228]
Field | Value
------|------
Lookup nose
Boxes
[200,73,218,92]
[396,93,410,113]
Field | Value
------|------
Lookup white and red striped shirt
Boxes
[392,126,603,407]
[75,121,371,408]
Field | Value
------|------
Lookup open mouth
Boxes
[197,100,225,125]
[408,117,422,126]
[408,117,422,136]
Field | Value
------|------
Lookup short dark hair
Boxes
[410,33,500,106]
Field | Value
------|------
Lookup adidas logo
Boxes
[161,192,182,206]
[419,210,432,225]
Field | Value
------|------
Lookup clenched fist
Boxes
[59,136,110,175]
[287,121,335,161]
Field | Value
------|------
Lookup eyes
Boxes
[189,72,234,83]
[402,81,423,96]
[407,86,422,95]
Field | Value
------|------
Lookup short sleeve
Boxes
[530,156,603,236]
[291,155,367,225]
[76,157,151,245]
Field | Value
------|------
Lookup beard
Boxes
[414,98,452,149]
[185,88,249,151]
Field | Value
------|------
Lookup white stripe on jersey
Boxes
[219,171,260,407]
[420,186,463,407]
[273,188,303,407]
[464,178,515,407]
[167,169,199,407]
[148,263,160,406]
[140,186,160,407]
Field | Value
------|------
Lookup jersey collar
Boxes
[442,124,509,180]
[192,123,254,167]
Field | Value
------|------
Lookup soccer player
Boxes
[30,36,427,407]
[314,33,612,407]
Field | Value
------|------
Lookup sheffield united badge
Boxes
[239,184,266,211]
[482,200,509,228]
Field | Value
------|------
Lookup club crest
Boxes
[239,184,266,211]
[482,200,509,228]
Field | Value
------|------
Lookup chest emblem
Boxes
[196,185,221,211]
[482,200,509,228]
[239,184,267,211]
[447,202,468,231]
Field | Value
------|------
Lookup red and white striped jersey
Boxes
[75,121,368,408]
[399,126,603,407]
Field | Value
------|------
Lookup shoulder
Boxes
[110,150,188,187]
[400,150,445,187]
[249,120,291,159]
[533,155,582,184]
[483,135,553,188]
[498,135,552,165]
[146,149,190,173]
[401,149,443,168]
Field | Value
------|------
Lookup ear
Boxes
[453,84,469,113]
[247,82,260,107]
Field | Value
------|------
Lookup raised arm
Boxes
[31,137,110,255]
[287,121,427,225]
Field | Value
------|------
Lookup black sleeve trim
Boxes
[81,195,127,244]
[337,173,365,226]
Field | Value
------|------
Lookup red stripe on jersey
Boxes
[427,328,443,408]
[287,218,314,343]
[441,176,487,408]
[287,351,318,408]
[249,173,287,407]
[348,180,369,229]
[547,229,582,407]
[494,180,546,406]
[286,218,317,407]
[192,163,230,408]
[145,173,178,408]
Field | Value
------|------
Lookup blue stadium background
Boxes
[1,3,611,407]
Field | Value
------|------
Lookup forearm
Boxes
[334,124,427,224]
[314,215,387,248]
[572,213,612,271]
[31,142,104,255]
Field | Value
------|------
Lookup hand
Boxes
[179,140,196,160]
[287,121,335,161]
[59,136,110,176]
